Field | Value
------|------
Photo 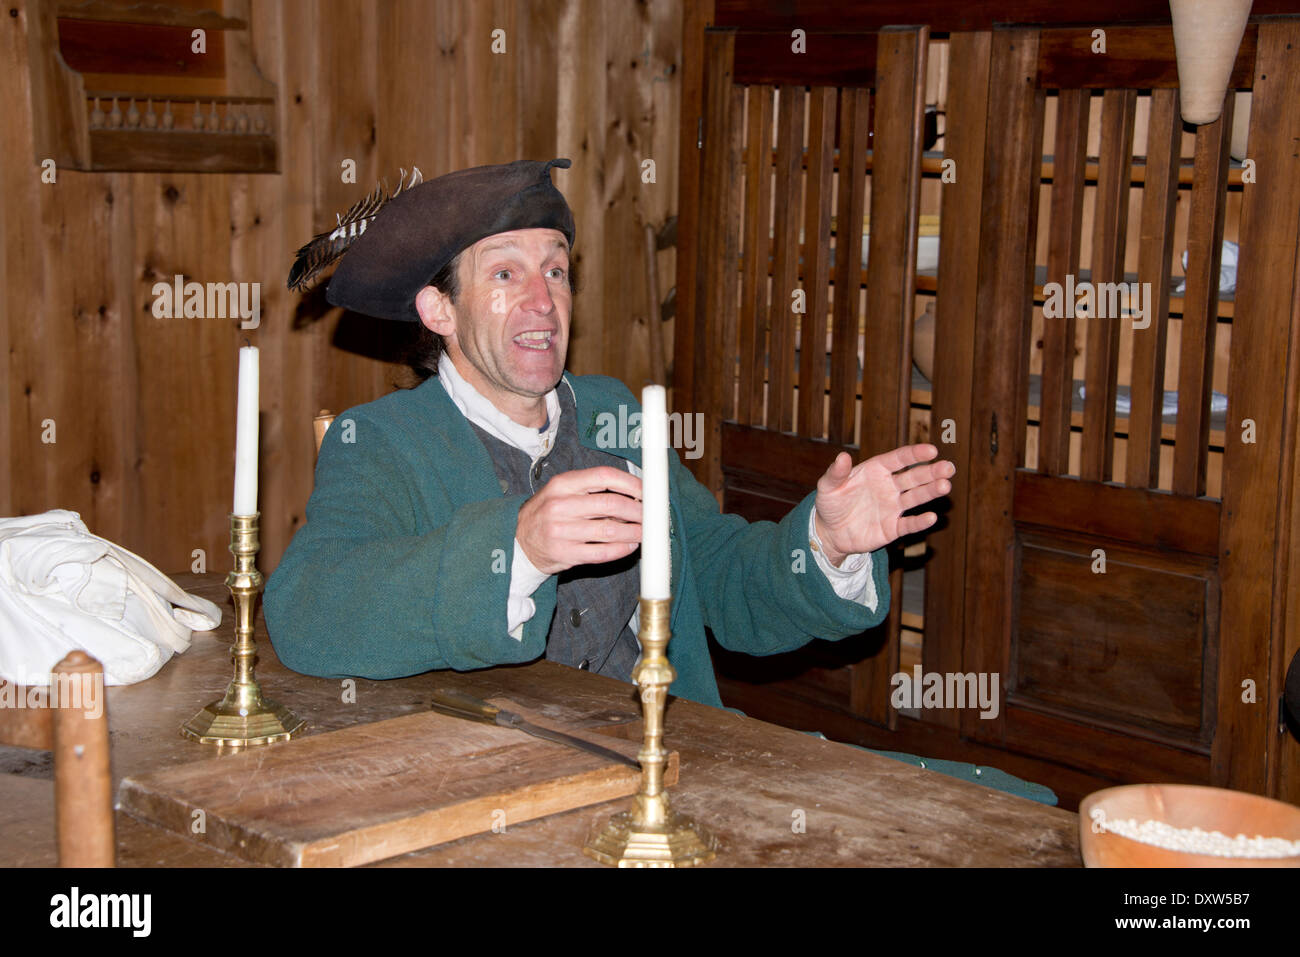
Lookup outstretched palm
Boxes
[813,444,955,565]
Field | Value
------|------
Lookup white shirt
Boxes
[436,353,878,640]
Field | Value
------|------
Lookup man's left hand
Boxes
[813,444,955,567]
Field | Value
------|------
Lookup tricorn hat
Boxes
[287,158,575,322]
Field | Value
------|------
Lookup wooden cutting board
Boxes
[118,699,676,867]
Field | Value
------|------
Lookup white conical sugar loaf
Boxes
[1170,0,1254,125]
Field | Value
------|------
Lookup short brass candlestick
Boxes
[584,597,717,866]
[180,513,305,747]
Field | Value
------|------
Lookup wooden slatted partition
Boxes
[690,3,1300,806]
[696,27,927,731]
[963,19,1299,791]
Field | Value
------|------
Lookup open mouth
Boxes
[513,330,554,351]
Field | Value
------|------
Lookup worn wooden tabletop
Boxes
[0,573,1080,867]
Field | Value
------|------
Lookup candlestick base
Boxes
[180,693,305,748]
[584,804,717,867]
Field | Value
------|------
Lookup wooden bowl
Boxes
[1079,784,1300,867]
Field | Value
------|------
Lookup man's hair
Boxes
[405,251,579,381]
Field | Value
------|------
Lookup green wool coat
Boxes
[264,372,891,707]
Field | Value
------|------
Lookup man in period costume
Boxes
[264,158,955,708]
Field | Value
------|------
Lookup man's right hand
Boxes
[515,466,643,575]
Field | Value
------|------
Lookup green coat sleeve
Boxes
[670,450,890,655]
[264,407,558,678]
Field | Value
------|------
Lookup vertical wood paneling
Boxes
[1038,88,1089,476]
[641,0,682,393]
[130,171,236,569]
[481,0,521,164]
[1217,20,1300,794]
[314,0,384,418]
[963,27,1043,744]
[671,0,714,470]
[556,0,606,378]
[246,0,310,570]
[4,0,687,575]
[850,27,928,727]
[3,2,51,525]
[696,29,741,495]
[600,0,657,392]
[40,178,118,534]
[923,29,991,728]
[1277,226,1300,805]
[514,0,561,162]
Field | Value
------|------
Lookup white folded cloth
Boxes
[0,510,221,685]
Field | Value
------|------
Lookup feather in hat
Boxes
[286,167,423,292]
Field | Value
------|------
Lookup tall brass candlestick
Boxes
[180,513,305,746]
[583,597,716,866]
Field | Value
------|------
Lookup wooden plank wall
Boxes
[1,0,681,575]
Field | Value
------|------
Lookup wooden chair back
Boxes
[313,409,336,455]
[0,651,114,866]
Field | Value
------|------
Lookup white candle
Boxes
[233,346,259,515]
[640,385,671,599]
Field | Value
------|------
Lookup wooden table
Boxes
[0,574,1080,867]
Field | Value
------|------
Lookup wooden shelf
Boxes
[58,0,246,29]
[27,0,278,173]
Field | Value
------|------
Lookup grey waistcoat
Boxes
[466,382,642,681]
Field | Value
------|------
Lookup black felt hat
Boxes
[302,158,575,322]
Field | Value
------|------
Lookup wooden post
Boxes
[52,651,114,867]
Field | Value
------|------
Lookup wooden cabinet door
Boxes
[964,23,1300,795]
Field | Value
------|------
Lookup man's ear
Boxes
[415,285,456,337]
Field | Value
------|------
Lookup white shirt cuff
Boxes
[808,509,878,612]
[507,538,551,640]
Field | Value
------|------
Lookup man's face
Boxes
[434,228,572,416]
